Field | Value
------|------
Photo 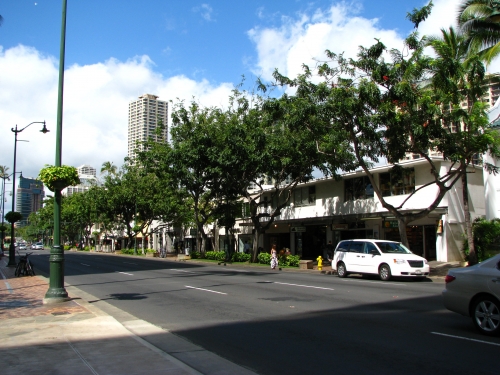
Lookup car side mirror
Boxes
[370,249,380,256]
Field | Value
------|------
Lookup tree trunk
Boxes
[462,172,476,265]
[165,231,173,253]
[251,228,263,263]
[397,218,409,248]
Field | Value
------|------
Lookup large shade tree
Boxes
[271,3,500,254]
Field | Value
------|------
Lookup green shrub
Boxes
[190,251,201,259]
[463,217,500,261]
[120,248,135,255]
[286,255,300,267]
[146,248,156,253]
[206,251,226,261]
[64,245,72,251]
[258,253,271,264]
[232,252,251,262]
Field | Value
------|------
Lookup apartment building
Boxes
[128,94,169,160]
[77,164,96,176]
[63,165,97,197]
[15,175,44,227]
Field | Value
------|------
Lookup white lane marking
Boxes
[431,332,500,347]
[170,269,197,274]
[80,263,90,266]
[269,281,335,291]
[123,262,137,265]
[185,285,227,295]
[340,279,406,286]
[117,271,134,276]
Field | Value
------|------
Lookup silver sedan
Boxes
[442,254,500,336]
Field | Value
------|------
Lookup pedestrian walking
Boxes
[244,240,251,254]
[270,244,278,270]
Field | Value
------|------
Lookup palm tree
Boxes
[100,161,117,176]
[458,0,500,63]
[427,27,489,265]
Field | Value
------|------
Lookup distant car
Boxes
[18,243,27,250]
[331,239,430,281]
[33,242,44,250]
[442,254,500,336]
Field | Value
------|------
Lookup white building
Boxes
[63,165,97,197]
[128,94,169,160]
[484,95,500,220]
[229,157,485,263]
[77,164,96,176]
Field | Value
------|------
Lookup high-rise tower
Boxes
[128,94,168,160]
[16,175,44,227]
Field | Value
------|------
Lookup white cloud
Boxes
[248,0,471,82]
[193,4,215,22]
[248,3,402,82]
[0,44,234,209]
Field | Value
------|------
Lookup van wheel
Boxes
[337,262,348,278]
[379,264,391,281]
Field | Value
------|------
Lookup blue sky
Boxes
[0,0,478,213]
[2,1,437,84]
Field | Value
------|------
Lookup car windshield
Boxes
[374,241,412,254]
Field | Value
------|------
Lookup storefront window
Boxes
[380,167,415,196]
[293,185,316,206]
[344,177,373,201]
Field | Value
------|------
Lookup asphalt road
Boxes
[28,251,500,375]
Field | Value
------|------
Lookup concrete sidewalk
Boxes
[0,257,258,375]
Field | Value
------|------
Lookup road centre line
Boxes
[185,285,227,295]
[340,279,407,286]
[80,263,90,267]
[431,332,500,347]
[116,271,134,276]
[170,269,197,274]
[270,281,335,291]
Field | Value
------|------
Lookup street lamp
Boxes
[1,172,22,256]
[45,0,69,302]
[8,122,49,266]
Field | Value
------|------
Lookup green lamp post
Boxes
[44,0,69,302]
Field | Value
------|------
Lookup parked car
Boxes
[33,242,44,250]
[442,254,500,336]
[331,239,430,281]
[18,243,27,250]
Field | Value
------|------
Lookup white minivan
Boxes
[332,239,430,281]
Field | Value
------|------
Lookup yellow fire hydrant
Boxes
[317,255,323,271]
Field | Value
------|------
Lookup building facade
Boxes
[128,94,169,160]
[77,164,96,176]
[63,165,97,197]
[16,175,44,227]
[228,158,485,263]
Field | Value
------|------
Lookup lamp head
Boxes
[40,122,49,134]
